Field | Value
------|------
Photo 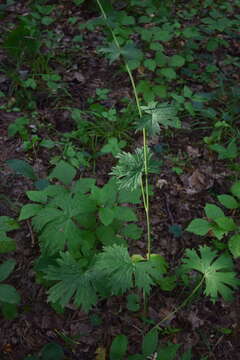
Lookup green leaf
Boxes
[186,218,211,236]
[144,59,156,71]
[181,349,192,360]
[19,204,43,221]
[41,343,64,360]
[0,259,16,282]
[0,284,20,304]
[49,160,76,185]
[45,252,98,312]
[142,329,158,357]
[6,159,37,180]
[149,254,168,274]
[214,216,236,231]
[183,86,193,98]
[110,335,128,360]
[169,55,185,67]
[99,207,115,226]
[217,195,239,209]
[140,102,179,135]
[123,224,142,240]
[228,234,240,258]
[26,190,47,203]
[114,207,137,222]
[121,15,135,25]
[72,178,96,194]
[153,30,173,42]
[96,225,118,246]
[111,147,159,190]
[0,233,16,253]
[41,16,55,25]
[204,204,224,220]
[101,137,126,156]
[1,303,18,320]
[160,67,177,80]
[118,187,142,204]
[122,43,143,63]
[157,342,181,360]
[231,181,240,199]
[126,294,140,312]
[95,245,159,295]
[0,216,19,232]
[182,246,239,303]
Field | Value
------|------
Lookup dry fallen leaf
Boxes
[95,346,107,360]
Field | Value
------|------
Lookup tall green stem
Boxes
[96,0,151,258]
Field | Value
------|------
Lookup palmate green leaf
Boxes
[181,246,239,303]
[39,217,82,254]
[94,245,161,295]
[99,42,122,64]
[99,42,143,66]
[140,102,180,136]
[111,147,159,190]
[45,252,97,312]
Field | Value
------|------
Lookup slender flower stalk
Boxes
[96,0,152,258]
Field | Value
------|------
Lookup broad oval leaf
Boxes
[204,204,224,220]
[0,284,20,304]
[110,334,128,360]
[217,195,239,209]
[142,329,158,357]
[99,207,115,226]
[228,234,240,258]
[0,259,16,282]
[6,159,37,180]
[231,181,240,199]
[186,218,211,236]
